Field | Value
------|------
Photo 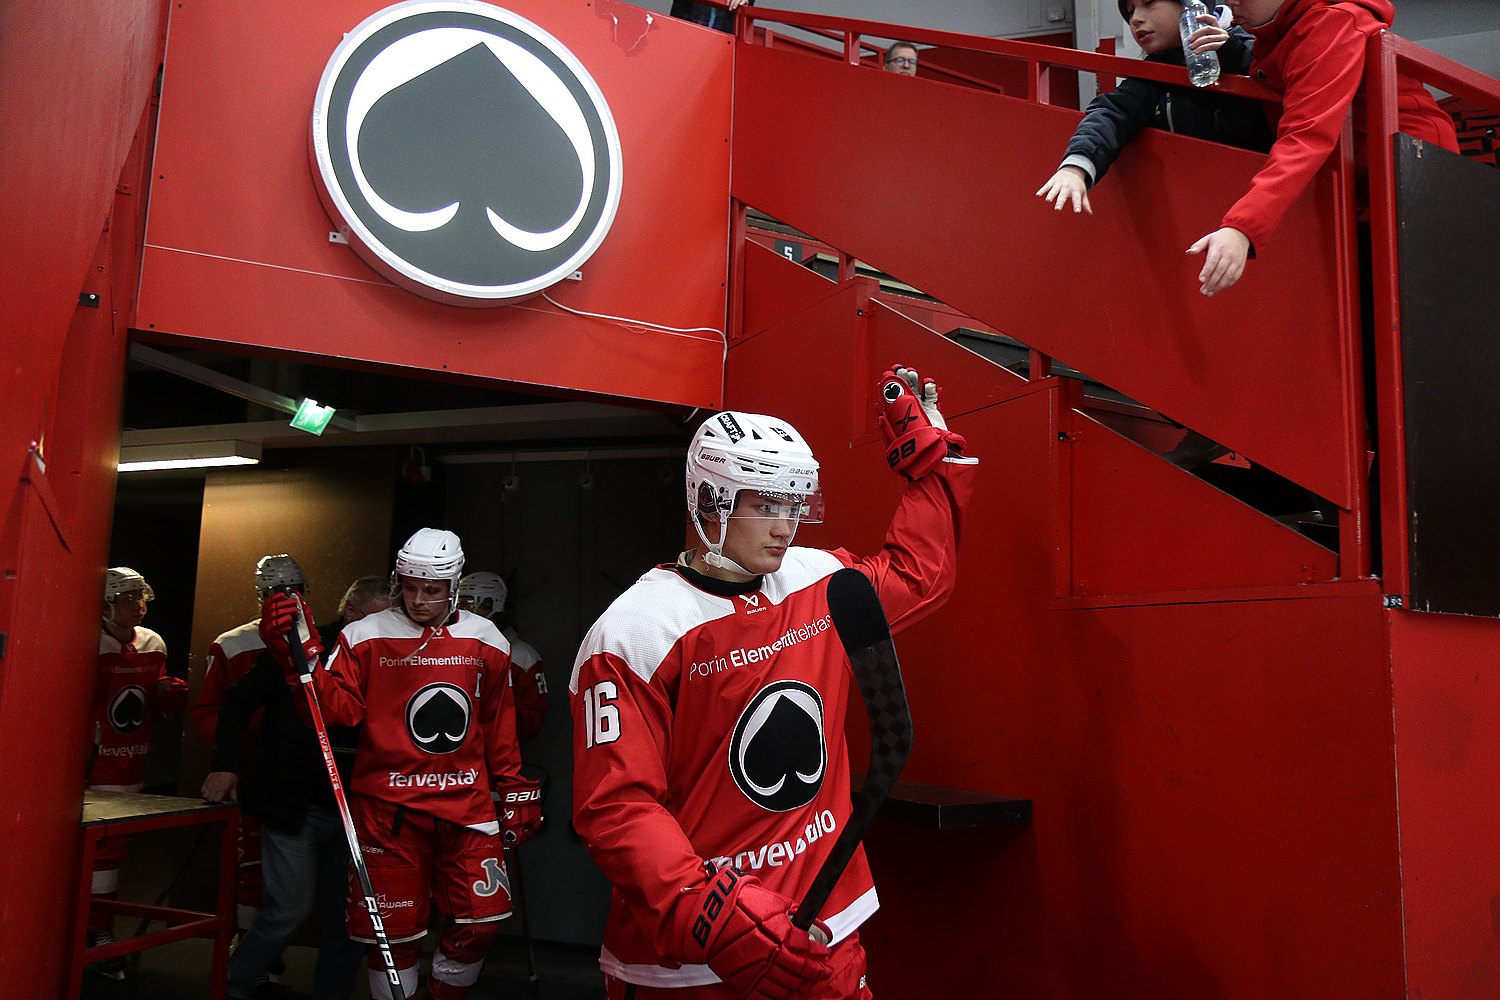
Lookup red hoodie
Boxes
[1220,0,1458,250]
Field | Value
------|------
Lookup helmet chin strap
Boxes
[692,513,757,578]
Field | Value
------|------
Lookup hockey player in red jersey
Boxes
[87,567,190,972]
[259,528,542,1000]
[457,571,549,743]
[191,552,306,939]
[571,366,977,999]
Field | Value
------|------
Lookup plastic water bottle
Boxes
[1179,0,1221,87]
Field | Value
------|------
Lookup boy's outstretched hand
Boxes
[1187,226,1251,296]
[1036,165,1092,214]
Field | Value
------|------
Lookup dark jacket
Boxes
[211,647,359,835]
[1063,28,1273,187]
[670,0,753,33]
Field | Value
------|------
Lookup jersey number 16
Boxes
[582,680,621,748]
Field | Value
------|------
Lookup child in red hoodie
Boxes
[1189,0,1458,296]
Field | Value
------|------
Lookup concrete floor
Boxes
[80,934,604,999]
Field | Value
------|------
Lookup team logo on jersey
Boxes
[728,680,826,812]
[311,1,624,305]
[406,682,472,754]
[472,856,510,898]
[107,685,148,734]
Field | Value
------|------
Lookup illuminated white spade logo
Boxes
[312,1,623,305]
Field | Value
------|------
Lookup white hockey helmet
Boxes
[104,566,154,603]
[457,571,507,614]
[686,412,823,572]
[254,553,305,599]
[394,528,465,618]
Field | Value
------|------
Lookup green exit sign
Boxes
[290,398,336,436]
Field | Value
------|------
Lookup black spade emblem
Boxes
[406,683,472,755]
[312,4,623,304]
[728,680,827,812]
[108,685,147,735]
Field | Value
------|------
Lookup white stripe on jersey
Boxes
[211,619,264,659]
[569,548,846,694]
[99,627,166,655]
[595,885,878,987]
[330,608,509,670]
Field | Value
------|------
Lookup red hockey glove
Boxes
[495,777,543,845]
[156,676,190,718]
[258,592,322,679]
[876,365,968,480]
[672,866,833,1000]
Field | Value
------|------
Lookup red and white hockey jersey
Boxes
[570,461,976,988]
[89,627,188,790]
[313,607,523,833]
[501,625,548,744]
[190,619,266,748]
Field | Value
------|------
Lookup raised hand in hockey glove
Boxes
[259,592,322,680]
[672,865,833,1000]
[876,365,968,480]
[495,777,543,845]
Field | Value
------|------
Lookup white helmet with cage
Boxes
[686,411,822,574]
[393,528,465,618]
[457,571,507,615]
[254,553,305,599]
[104,567,155,604]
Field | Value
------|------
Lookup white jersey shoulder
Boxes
[211,619,264,660]
[338,607,508,654]
[448,609,511,655]
[101,626,167,656]
[761,547,845,604]
[501,626,541,670]
[571,565,735,692]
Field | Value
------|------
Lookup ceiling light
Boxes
[117,440,262,473]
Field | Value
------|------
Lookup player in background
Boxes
[191,553,306,941]
[259,529,542,1000]
[457,571,549,744]
[87,567,190,975]
[570,366,978,999]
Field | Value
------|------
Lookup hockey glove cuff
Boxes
[672,866,833,1000]
[156,676,190,717]
[259,592,322,680]
[877,365,968,480]
[494,777,543,845]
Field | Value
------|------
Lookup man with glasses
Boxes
[571,366,977,999]
[883,41,919,76]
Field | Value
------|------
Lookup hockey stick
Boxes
[280,590,408,1000]
[505,844,541,994]
[792,568,914,931]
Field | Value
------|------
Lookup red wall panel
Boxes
[0,1,165,989]
[1389,611,1500,996]
[138,0,734,408]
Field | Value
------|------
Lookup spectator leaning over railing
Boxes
[1188,0,1458,297]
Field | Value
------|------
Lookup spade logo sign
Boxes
[406,682,473,754]
[108,685,148,735]
[311,1,624,305]
[728,680,827,813]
